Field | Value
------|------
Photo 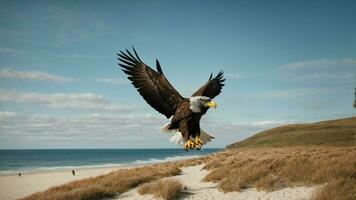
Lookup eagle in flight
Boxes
[118,48,225,151]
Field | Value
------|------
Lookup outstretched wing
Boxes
[118,47,184,118]
[191,71,225,99]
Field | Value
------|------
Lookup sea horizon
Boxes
[0,148,223,150]
[0,148,222,175]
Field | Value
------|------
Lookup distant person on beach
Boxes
[72,170,75,176]
[18,173,21,177]
[354,84,356,109]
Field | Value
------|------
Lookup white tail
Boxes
[200,129,214,145]
[169,131,185,145]
[161,123,214,146]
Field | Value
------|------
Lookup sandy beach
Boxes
[0,167,127,200]
[1,163,319,200]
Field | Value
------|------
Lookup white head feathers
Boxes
[189,96,211,113]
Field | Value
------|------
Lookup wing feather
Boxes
[118,47,184,118]
[191,71,225,99]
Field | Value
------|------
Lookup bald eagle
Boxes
[118,48,225,151]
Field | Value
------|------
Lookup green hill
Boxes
[227,117,356,149]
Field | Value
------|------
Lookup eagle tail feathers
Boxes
[169,132,185,145]
[161,123,184,145]
[200,129,214,145]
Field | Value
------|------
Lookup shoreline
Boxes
[0,156,207,177]
[0,149,216,177]
[0,163,140,200]
[0,163,139,177]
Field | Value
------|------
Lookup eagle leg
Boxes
[194,136,203,150]
[183,140,195,151]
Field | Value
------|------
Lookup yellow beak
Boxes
[205,101,217,109]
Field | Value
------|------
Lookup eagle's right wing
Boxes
[118,48,184,118]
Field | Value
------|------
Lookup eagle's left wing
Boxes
[191,71,225,99]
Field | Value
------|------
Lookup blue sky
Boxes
[0,0,355,149]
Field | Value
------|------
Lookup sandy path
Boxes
[117,165,317,200]
[0,167,125,200]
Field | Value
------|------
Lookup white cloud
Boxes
[281,58,356,81]
[282,58,356,70]
[0,111,166,148]
[50,53,103,59]
[0,110,290,148]
[0,111,18,119]
[255,88,331,100]
[0,48,26,54]
[0,90,130,112]
[248,120,286,126]
[225,72,241,80]
[201,119,290,146]
[96,78,128,85]
[222,120,287,132]
[293,72,355,81]
[0,68,74,83]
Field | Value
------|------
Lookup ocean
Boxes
[0,148,221,175]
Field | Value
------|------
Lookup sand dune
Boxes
[117,165,318,200]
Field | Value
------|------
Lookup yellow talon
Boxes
[194,136,203,150]
[195,136,203,145]
[183,140,195,151]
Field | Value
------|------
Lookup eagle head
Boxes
[189,96,217,113]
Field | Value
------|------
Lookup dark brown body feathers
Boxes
[169,100,205,140]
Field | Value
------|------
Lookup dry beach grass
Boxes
[202,147,356,200]
[19,164,181,200]
[17,147,355,200]
[138,179,183,200]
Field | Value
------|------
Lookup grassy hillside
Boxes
[227,117,356,149]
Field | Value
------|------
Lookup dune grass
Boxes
[20,164,181,200]
[313,178,355,200]
[202,147,356,200]
[138,179,183,200]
